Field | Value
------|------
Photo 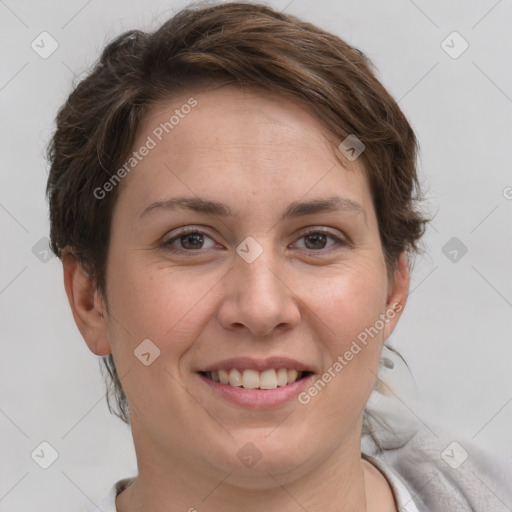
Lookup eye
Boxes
[162,227,348,254]
[293,229,347,251]
[164,229,218,251]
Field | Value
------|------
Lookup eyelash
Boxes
[162,227,349,254]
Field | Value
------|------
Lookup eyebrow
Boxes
[139,195,366,223]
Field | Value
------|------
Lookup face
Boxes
[77,85,408,487]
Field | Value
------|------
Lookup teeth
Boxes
[207,368,305,389]
[219,369,229,384]
[276,368,288,387]
[229,369,243,387]
[260,369,277,389]
[287,369,298,383]
[242,369,260,389]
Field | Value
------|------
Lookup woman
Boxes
[46,2,511,511]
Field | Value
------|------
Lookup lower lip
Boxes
[197,373,314,408]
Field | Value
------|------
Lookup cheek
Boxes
[106,257,222,357]
[103,261,221,419]
[300,259,388,406]
[306,257,388,344]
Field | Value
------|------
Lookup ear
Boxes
[62,249,112,356]
[382,252,410,340]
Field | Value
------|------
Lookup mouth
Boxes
[199,368,313,390]
[196,359,315,408]
[195,357,316,408]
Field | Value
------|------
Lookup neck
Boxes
[117,422,375,512]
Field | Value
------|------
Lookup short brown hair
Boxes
[46,1,429,424]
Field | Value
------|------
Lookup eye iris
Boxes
[174,232,333,250]
[305,233,327,249]
[181,232,204,249]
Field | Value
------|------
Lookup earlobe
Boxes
[62,249,111,356]
[383,252,410,338]
[386,253,410,307]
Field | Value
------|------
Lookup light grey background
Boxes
[1,0,511,509]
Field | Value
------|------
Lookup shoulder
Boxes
[362,393,512,512]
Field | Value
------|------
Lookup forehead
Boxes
[115,85,373,220]
[139,85,336,156]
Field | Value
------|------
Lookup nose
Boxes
[216,242,301,337]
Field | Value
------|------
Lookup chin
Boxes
[204,429,318,486]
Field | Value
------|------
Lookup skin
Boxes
[63,85,409,512]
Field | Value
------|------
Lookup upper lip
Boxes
[198,356,313,373]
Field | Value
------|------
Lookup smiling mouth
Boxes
[199,368,312,390]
